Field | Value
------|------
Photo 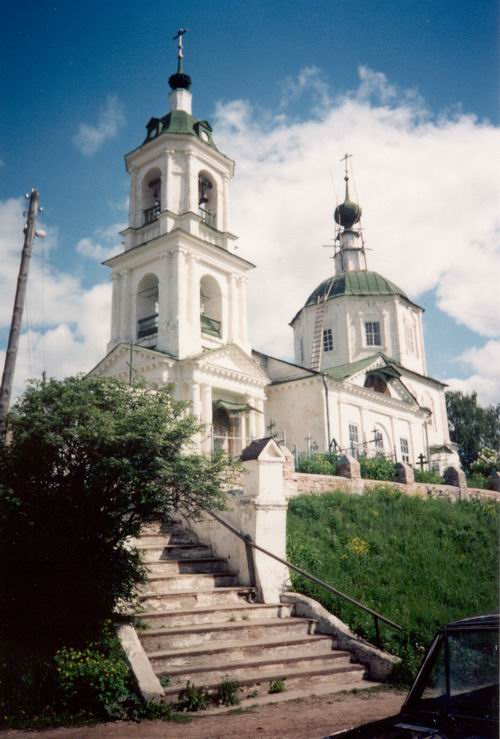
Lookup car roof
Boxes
[444,613,499,630]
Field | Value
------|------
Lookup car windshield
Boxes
[409,628,498,722]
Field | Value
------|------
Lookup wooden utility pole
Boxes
[0,189,41,434]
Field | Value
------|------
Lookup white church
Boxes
[91,41,459,473]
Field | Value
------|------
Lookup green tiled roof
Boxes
[305,270,408,307]
[325,354,381,380]
[143,111,218,150]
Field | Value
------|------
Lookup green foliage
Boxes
[414,469,442,484]
[297,452,338,475]
[446,391,500,471]
[269,679,286,694]
[159,675,171,687]
[0,375,232,647]
[54,645,130,720]
[359,455,395,481]
[287,488,499,683]
[177,682,210,712]
[470,447,499,476]
[215,678,240,706]
[466,473,489,490]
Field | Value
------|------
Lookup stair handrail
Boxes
[204,508,401,647]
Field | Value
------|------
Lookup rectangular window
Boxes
[300,338,304,364]
[323,327,333,352]
[374,430,384,454]
[349,423,359,458]
[365,321,381,346]
[406,324,415,354]
[400,437,410,463]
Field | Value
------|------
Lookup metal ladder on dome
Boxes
[310,295,327,372]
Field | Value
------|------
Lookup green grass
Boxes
[287,487,499,682]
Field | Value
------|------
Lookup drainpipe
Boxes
[321,374,332,451]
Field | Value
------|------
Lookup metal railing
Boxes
[200,314,221,337]
[205,508,401,648]
[137,313,158,339]
[143,204,160,225]
[198,206,216,228]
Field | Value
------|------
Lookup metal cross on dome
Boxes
[340,152,352,177]
[173,28,188,62]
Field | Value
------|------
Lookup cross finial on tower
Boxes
[173,28,188,71]
[340,153,352,180]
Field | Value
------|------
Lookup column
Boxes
[239,277,248,343]
[185,151,195,212]
[247,395,257,439]
[119,269,132,341]
[163,150,174,212]
[255,398,265,438]
[191,382,201,419]
[110,273,121,344]
[201,385,213,453]
[222,174,230,232]
[229,274,239,342]
[175,247,188,356]
[240,412,247,451]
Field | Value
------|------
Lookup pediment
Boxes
[347,356,418,406]
[90,343,174,381]
[195,344,270,383]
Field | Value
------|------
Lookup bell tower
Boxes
[105,31,253,359]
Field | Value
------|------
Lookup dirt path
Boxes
[1,687,405,739]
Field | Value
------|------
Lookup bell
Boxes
[199,195,209,205]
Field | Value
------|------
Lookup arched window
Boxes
[198,171,217,227]
[200,275,222,338]
[136,274,159,341]
[364,373,390,395]
[142,168,162,225]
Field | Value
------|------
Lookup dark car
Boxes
[325,614,499,739]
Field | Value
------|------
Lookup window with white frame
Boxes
[349,423,359,457]
[400,437,410,463]
[300,338,305,364]
[323,327,333,352]
[365,321,381,346]
[374,430,384,454]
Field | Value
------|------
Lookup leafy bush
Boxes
[215,678,240,706]
[0,376,232,648]
[466,473,489,489]
[414,469,442,484]
[54,645,130,720]
[287,488,498,683]
[470,447,499,477]
[297,453,338,475]
[359,455,396,481]
[269,679,286,694]
[177,682,210,712]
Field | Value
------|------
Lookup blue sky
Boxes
[1,0,499,401]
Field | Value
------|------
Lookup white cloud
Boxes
[72,94,125,156]
[446,340,500,405]
[213,66,500,385]
[76,222,126,261]
[0,198,111,399]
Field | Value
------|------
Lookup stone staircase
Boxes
[133,520,375,707]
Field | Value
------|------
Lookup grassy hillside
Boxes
[287,487,499,682]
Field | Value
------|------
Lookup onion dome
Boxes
[334,174,362,229]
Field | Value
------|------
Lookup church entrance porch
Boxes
[211,398,261,457]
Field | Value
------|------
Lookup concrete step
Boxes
[140,617,316,652]
[137,586,256,612]
[138,572,238,594]
[133,531,198,547]
[161,649,354,687]
[162,662,366,702]
[201,676,378,714]
[138,544,212,560]
[148,633,333,671]
[143,558,228,577]
[138,603,292,629]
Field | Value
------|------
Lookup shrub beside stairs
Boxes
[131,520,380,708]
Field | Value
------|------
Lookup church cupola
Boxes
[333,155,367,274]
[168,28,193,115]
